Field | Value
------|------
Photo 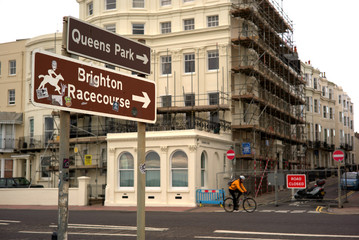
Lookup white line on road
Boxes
[258,210,274,213]
[19,231,136,237]
[308,210,320,214]
[274,210,289,213]
[195,236,289,240]
[0,220,21,223]
[290,210,306,213]
[0,223,9,225]
[49,223,168,232]
[214,230,359,238]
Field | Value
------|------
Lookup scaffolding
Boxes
[230,0,307,192]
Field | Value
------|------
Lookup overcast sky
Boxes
[1,0,358,131]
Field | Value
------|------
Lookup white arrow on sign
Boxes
[136,54,148,64]
[132,92,151,108]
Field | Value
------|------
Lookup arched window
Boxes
[118,152,134,187]
[171,150,188,187]
[145,151,160,187]
[201,151,207,187]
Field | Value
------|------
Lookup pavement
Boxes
[1,177,358,214]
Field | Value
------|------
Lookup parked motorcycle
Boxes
[294,179,326,200]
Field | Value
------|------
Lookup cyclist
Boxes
[228,175,247,210]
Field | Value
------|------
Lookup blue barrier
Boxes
[196,189,225,206]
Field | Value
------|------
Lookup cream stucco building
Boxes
[1,0,356,207]
[303,61,355,171]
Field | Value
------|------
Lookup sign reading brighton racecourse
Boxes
[31,50,156,123]
[67,16,151,75]
[286,174,306,189]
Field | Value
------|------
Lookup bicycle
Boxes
[223,192,257,213]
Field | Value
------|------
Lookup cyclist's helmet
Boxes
[239,175,245,180]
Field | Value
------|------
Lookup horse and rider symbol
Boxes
[36,60,71,107]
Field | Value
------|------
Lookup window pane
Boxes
[172,170,188,187]
[119,152,134,187]
[133,0,144,8]
[172,151,188,168]
[161,55,171,74]
[9,60,16,75]
[161,0,171,6]
[146,151,160,168]
[120,170,134,187]
[184,53,195,73]
[161,95,172,107]
[207,15,218,27]
[208,50,219,70]
[119,152,134,169]
[184,19,194,30]
[8,89,15,105]
[146,170,160,187]
[133,24,144,34]
[106,0,116,10]
[105,24,116,33]
[161,22,171,34]
[87,2,93,15]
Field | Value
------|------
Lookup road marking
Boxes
[290,210,305,213]
[258,210,274,213]
[274,210,289,213]
[0,223,9,225]
[195,236,289,240]
[308,210,320,214]
[49,223,168,232]
[0,220,21,223]
[214,230,359,238]
[19,231,136,237]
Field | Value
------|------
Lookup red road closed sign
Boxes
[286,174,306,189]
[226,149,235,160]
[31,50,156,123]
[333,150,345,162]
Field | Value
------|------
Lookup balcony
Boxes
[0,137,17,152]
[18,135,55,151]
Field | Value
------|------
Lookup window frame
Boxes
[200,151,207,188]
[184,53,195,73]
[105,24,116,33]
[160,0,171,6]
[170,150,188,188]
[132,23,145,35]
[161,55,172,75]
[87,2,93,16]
[145,151,161,188]
[207,50,219,71]
[118,152,134,189]
[105,0,116,10]
[132,0,145,8]
[9,60,16,75]
[161,21,171,34]
[207,15,219,27]
[8,89,15,105]
[183,18,195,31]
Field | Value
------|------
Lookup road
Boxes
[1,198,359,240]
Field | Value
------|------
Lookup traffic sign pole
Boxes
[57,17,70,240]
[333,149,344,208]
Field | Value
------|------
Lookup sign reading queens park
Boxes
[31,50,156,123]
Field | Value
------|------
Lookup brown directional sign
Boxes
[31,50,156,123]
[66,16,151,75]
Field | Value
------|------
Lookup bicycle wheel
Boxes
[223,197,235,212]
[242,197,257,213]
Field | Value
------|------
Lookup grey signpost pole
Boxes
[137,122,146,239]
[338,161,342,208]
[57,17,70,240]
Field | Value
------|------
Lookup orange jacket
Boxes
[229,179,247,192]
